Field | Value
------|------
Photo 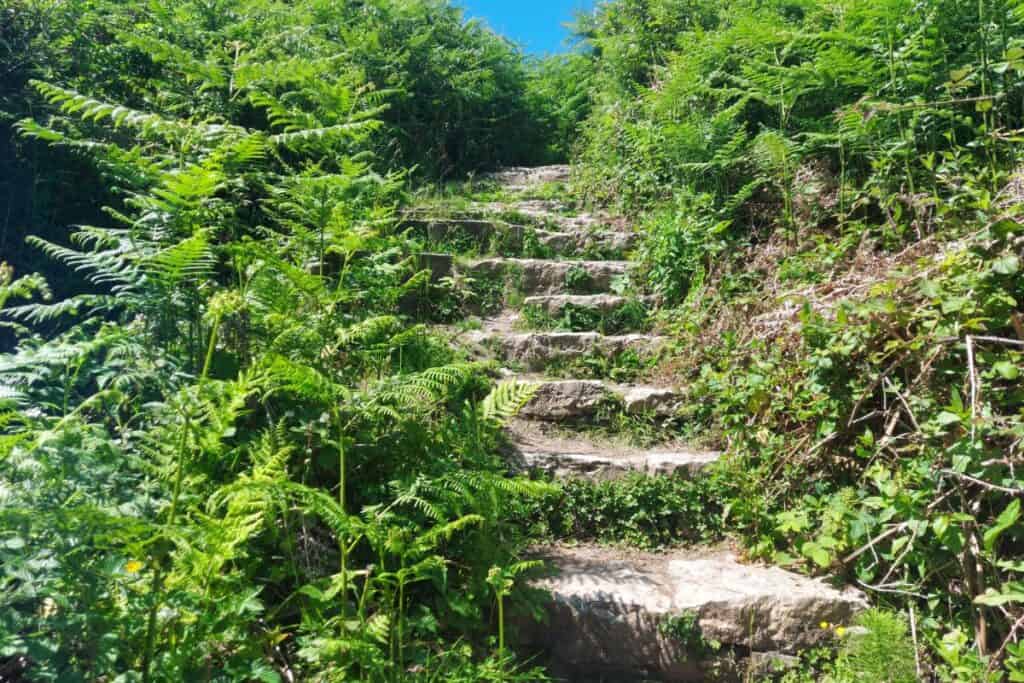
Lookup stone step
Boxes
[402,215,634,257]
[522,545,868,682]
[517,379,681,420]
[519,449,719,480]
[505,422,720,480]
[470,331,663,371]
[523,294,654,317]
[469,258,632,296]
[485,164,569,191]
[472,199,631,234]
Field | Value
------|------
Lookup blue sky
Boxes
[457,1,596,55]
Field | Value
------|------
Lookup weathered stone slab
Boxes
[518,380,613,420]
[517,448,720,480]
[523,545,868,682]
[415,252,454,280]
[623,386,681,416]
[469,258,631,295]
[485,165,570,190]
[476,331,663,371]
[405,216,634,257]
[517,380,681,421]
[522,294,654,316]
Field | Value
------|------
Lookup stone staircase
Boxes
[419,166,866,682]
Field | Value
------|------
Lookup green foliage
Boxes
[831,610,918,683]
[513,473,726,549]
[563,264,595,293]
[565,0,1024,676]
[637,191,732,301]
[520,299,650,335]
[7,0,1024,678]
[659,610,721,661]
[543,346,658,384]
[0,4,567,678]
[522,54,596,162]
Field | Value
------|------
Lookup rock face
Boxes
[518,380,613,420]
[505,418,720,480]
[623,386,681,415]
[526,545,868,682]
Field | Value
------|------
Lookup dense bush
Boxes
[0,0,584,315]
[0,1,570,680]
[569,0,1024,676]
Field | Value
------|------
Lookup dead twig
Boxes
[987,612,1024,675]
[967,335,979,441]
[940,469,1024,496]
[910,605,922,680]
[855,579,927,599]
[842,489,954,565]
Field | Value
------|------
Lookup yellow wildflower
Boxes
[835,626,847,637]
[820,621,830,630]
[125,560,144,574]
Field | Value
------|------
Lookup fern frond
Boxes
[14,119,66,142]
[142,234,216,288]
[2,294,118,324]
[416,514,484,549]
[31,81,189,138]
[269,120,382,148]
[481,381,538,425]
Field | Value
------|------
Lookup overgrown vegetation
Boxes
[0,1,570,680]
[572,0,1024,677]
[5,0,1024,679]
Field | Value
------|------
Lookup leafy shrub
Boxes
[830,610,919,683]
[563,264,595,293]
[637,191,732,301]
[512,473,727,549]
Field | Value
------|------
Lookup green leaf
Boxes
[994,361,1020,380]
[802,541,831,568]
[941,297,967,314]
[950,387,964,413]
[936,411,961,426]
[983,500,1021,552]
[975,584,1024,606]
[949,67,973,83]
[993,255,1020,275]
[2,537,26,550]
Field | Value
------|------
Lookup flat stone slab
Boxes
[469,258,631,295]
[472,199,632,233]
[472,331,664,371]
[518,380,681,420]
[523,545,868,681]
[506,419,718,479]
[517,448,720,480]
[539,228,637,256]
